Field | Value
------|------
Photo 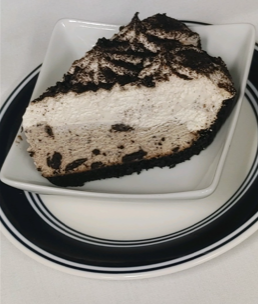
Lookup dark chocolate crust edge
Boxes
[46,95,237,187]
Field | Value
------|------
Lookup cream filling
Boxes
[23,75,233,132]
[25,122,196,177]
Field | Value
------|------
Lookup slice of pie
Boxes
[22,13,236,187]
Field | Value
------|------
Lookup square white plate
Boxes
[0,19,255,200]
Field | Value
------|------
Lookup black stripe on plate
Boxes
[1,212,257,274]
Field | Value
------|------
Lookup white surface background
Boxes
[1,0,258,303]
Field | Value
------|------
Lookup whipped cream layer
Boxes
[23,75,232,132]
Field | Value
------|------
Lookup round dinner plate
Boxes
[1,40,258,279]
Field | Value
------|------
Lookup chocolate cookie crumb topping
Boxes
[91,162,104,170]
[122,149,147,163]
[92,149,101,155]
[65,158,87,171]
[47,152,62,169]
[110,124,135,132]
[45,125,54,138]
